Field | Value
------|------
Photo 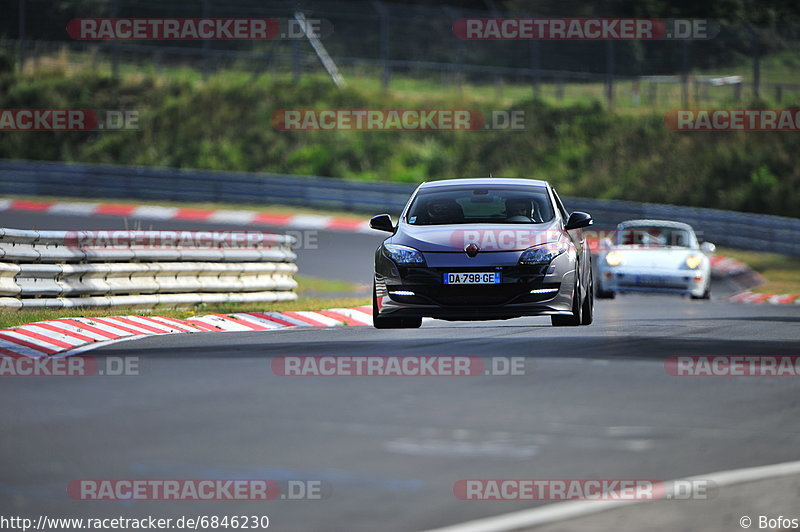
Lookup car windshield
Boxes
[616,226,693,248]
[406,185,555,225]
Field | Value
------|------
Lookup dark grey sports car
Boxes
[370,178,595,328]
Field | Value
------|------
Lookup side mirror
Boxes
[599,237,613,250]
[370,214,395,233]
[700,242,716,255]
[565,211,593,231]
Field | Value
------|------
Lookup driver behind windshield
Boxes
[504,198,534,222]
[425,198,463,223]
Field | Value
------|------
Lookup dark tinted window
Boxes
[406,186,555,225]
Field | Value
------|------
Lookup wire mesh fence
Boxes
[3,0,800,108]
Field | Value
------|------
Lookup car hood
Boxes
[605,247,702,269]
[390,220,564,252]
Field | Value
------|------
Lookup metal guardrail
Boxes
[0,159,413,213]
[0,226,298,309]
[1,159,798,256]
[564,196,800,257]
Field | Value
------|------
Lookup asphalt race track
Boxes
[2,210,800,531]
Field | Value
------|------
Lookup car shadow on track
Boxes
[88,333,799,364]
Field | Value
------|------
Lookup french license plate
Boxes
[443,272,500,285]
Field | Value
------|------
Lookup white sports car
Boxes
[596,219,714,299]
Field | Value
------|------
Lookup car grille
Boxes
[388,283,558,306]
[423,285,523,306]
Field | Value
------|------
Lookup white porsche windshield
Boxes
[616,226,694,248]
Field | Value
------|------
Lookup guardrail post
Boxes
[605,40,614,109]
[202,0,211,80]
[527,12,540,99]
[752,41,761,101]
[110,0,119,81]
[292,36,301,84]
[741,22,762,102]
[443,6,463,96]
[648,81,657,107]
[372,1,391,92]
[17,0,26,73]
[680,40,689,108]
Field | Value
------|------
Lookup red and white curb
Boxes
[0,306,373,359]
[0,199,373,233]
[708,256,794,304]
[709,255,761,277]
[729,291,800,305]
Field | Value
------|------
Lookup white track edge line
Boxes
[421,458,800,532]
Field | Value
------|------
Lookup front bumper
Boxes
[375,263,575,320]
[598,267,707,296]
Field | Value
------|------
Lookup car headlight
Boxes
[519,244,566,265]
[685,254,703,269]
[384,244,425,265]
[605,251,623,267]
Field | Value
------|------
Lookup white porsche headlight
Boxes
[605,251,624,267]
[685,254,703,269]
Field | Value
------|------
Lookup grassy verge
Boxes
[0,296,371,330]
[0,276,370,329]
[717,247,800,295]
[295,275,367,294]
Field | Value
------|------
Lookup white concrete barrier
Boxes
[0,228,298,309]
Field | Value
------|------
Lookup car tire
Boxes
[595,275,615,299]
[581,274,594,325]
[596,286,615,299]
[552,278,583,327]
[691,286,711,300]
[373,283,423,329]
[374,315,422,329]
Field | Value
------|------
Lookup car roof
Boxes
[617,219,694,231]
[418,178,549,189]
